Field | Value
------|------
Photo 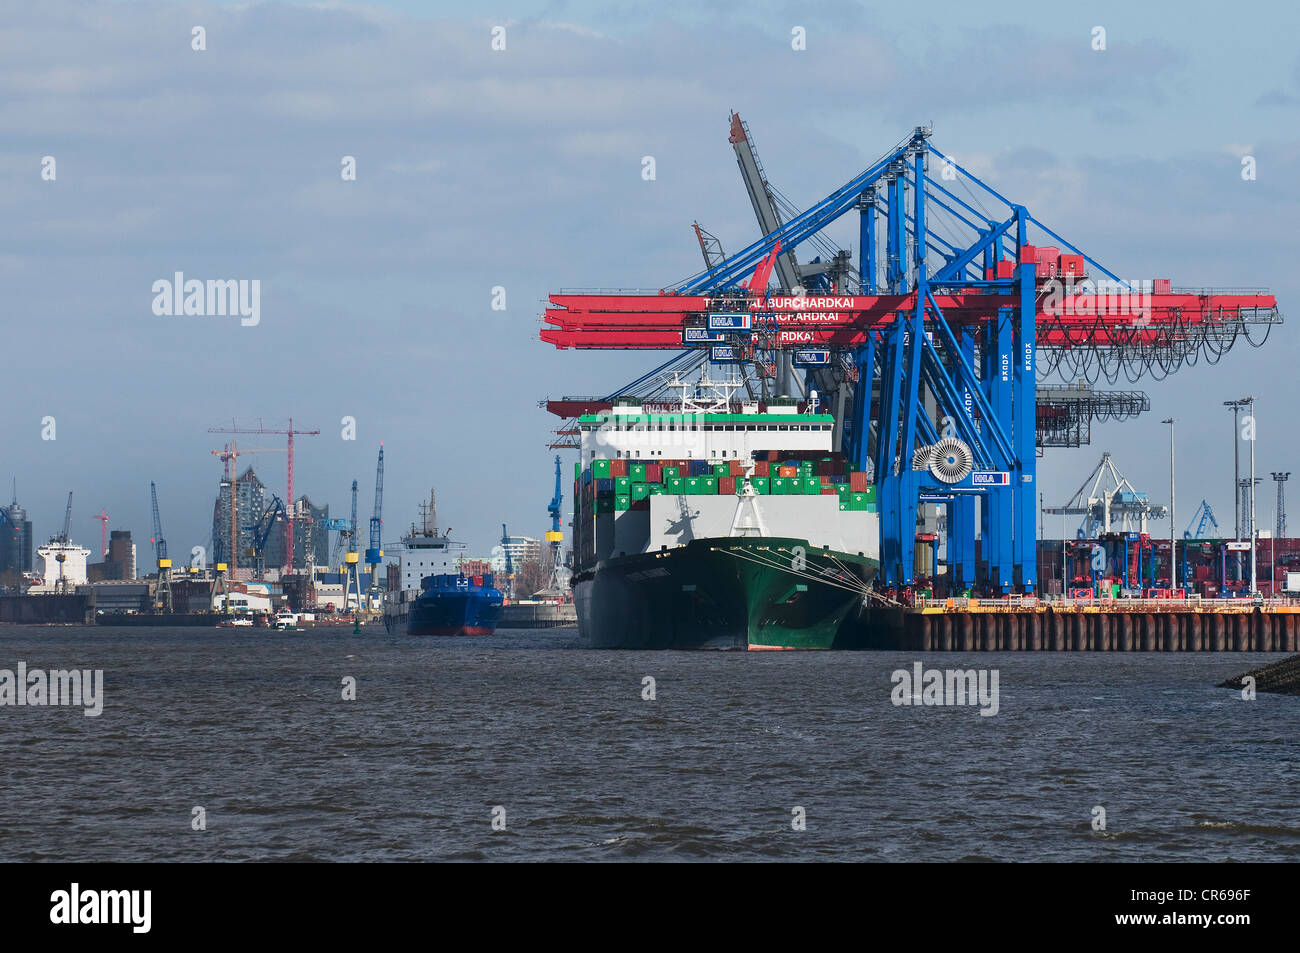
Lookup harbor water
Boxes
[0,626,1297,862]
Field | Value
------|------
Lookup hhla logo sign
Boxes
[151,272,260,326]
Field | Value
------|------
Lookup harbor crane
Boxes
[245,495,286,578]
[1183,500,1220,540]
[52,491,73,593]
[501,524,515,600]
[150,482,173,613]
[366,446,385,594]
[342,480,362,613]
[545,455,568,593]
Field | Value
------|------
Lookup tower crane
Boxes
[365,445,385,595]
[150,482,173,613]
[209,442,284,574]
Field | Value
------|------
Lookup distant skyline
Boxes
[2,0,1297,556]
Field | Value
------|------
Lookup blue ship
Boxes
[408,572,503,636]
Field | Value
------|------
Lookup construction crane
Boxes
[1183,500,1220,539]
[56,491,72,544]
[365,445,384,593]
[150,482,173,613]
[93,508,109,559]
[545,455,567,593]
[210,442,285,574]
[500,523,515,600]
[208,419,320,574]
[540,122,1279,591]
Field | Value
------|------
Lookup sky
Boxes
[1,0,1298,559]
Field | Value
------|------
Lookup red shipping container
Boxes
[850,471,869,492]
[820,475,831,484]
[754,460,770,477]
[1153,278,1171,294]
[719,476,736,495]
[1020,244,1038,264]
[821,487,838,495]
[1058,254,1084,277]
[995,260,1016,279]
[610,459,628,477]
[730,461,745,476]
[645,464,661,483]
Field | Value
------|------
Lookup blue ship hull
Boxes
[407,574,503,636]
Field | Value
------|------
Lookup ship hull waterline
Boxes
[573,537,877,650]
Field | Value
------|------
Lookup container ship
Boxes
[571,374,879,649]
[382,491,503,637]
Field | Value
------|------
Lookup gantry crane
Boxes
[1045,453,1168,537]
[540,122,1280,590]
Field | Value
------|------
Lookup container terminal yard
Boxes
[539,115,1290,650]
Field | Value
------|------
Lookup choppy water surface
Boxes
[0,625,1296,861]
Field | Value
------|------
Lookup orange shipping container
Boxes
[850,471,870,492]
[779,466,798,478]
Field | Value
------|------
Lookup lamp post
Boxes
[1162,418,1175,590]
[1247,396,1257,595]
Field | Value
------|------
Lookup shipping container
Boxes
[718,476,736,495]
[663,466,680,479]
[614,476,632,493]
[778,466,797,478]
[592,459,612,479]
[631,483,651,501]
[749,477,770,494]
[754,460,770,478]
[597,477,614,492]
[712,463,729,477]
[645,464,662,483]
[850,471,870,493]
[630,463,646,483]
[615,494,631,511]
[802,477,821,494]
[666,476,684,492]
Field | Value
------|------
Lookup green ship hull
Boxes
[573,536,877,650]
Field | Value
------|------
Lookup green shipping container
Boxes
[592,459,612,478]
[615,494,631,511]
[770,477,788,495]
[663,466,680,479]
[802,477,821,494]
[702,476,718,493]
[712,463,729,477]
[614,476,631,492]
[631,483,651,501]
[575,462,582,481]
[630,464,646,483]
[749,477,770,494]
[666,477,684,492]
[860,486,878,503]
[648,484,663,495]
